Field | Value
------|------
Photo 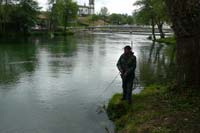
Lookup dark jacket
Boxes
[117,52,137,76]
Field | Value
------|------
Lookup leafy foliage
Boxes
[134,0,169,25]
[48,0,78,30]
[134,0,170,38]
[0,0,40,33]
[99,6,109,17]
[108,13,134,25]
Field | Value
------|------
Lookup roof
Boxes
[78,5,90,8]
[38,14,48,20]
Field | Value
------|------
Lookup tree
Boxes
[99,6,109,17]
[63,0,78,30]
[99,6,109,24]
[14,0,40,33]
[165,0,200,89]
[134,0,157,40]
[88,14,100,26]
[48,0,78,31]
[126,16,134,25]
[153,0,169,38]
[134,0,169,39]
[0,0,13,33]
[109,13,123,25]
[108,14,133,25]
[0,0,40,34]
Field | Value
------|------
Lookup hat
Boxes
[124,45,132,50]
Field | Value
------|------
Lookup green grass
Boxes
[107,85,200,132]
[156,37,176,45]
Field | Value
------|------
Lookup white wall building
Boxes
[77,0,95,16]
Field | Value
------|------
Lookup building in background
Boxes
[77,0,95,16]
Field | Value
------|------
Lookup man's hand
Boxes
[119,69,124,74]
[123,71,128,77]
[120,71,128,79]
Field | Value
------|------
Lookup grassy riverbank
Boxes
[107,85,200,132]
[156,37,176,45]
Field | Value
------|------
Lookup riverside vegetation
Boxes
[107,0,200,131]
[107,84,200,132]
[107,36,199,132]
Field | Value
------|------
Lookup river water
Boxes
[0,33,175,133]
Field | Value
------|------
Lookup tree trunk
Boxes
[0,7,1,33]
[64,20,67,32]
[151,18,156,41]
[157,23,165,39]
[166,0,200,89]
[3,0,8,33]
[64,17,68,33]
[49,15,52,32]
[64,11,68,32]
[176,36,200,88]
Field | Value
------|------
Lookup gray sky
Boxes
[37,0,138,15]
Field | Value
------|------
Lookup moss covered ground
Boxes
[107,85,200,133]
[156,37,176,45]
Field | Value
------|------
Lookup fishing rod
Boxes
[96,40,139,108]
[88,72,120,133]
[86,72,119,107]
[122,40,133,48]
[92,72,140,133]
[91,41,139,132]
[98,72,120,99]
[95,72,140,109]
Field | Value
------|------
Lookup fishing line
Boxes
[94,72,120,114]
[90,72,141,133]
[97,72,120,99]
[90,41,137,132]
[88,72,120,133]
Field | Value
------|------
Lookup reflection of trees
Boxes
[169,46,176,66]
[148,42,165,64]
[139,61,155,85]
[43,36,78,75]
[139,42,176,85]
[94,34,107,56]
[0,40,37,84]
[162,45,176,83]
[78,33,106,68]
[83,34,97,69]
[46,36,77,55]
[148,41,155,63]
[154,44,164,63]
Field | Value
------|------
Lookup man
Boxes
[117,46,137,104]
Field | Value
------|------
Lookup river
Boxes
[0,33,175,133]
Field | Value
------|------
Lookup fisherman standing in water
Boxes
[117,46,137,104]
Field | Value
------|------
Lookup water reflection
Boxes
[139,41,176,85]
[0,41,37,84]
[0,34,176,133]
